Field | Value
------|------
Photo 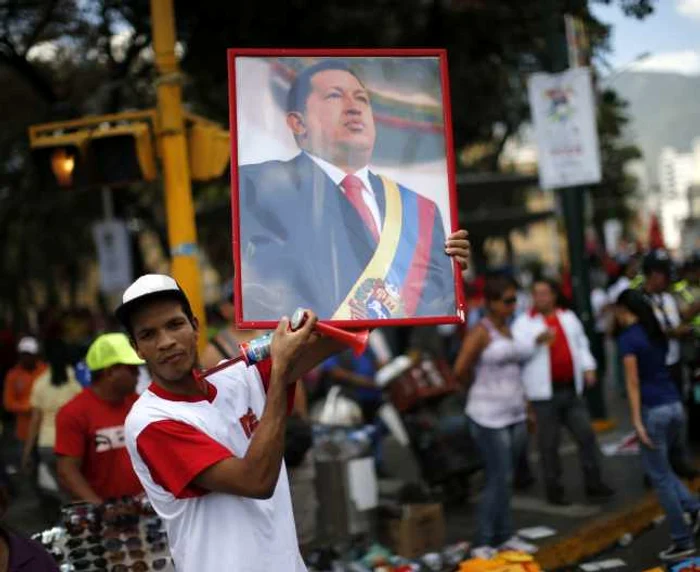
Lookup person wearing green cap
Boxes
[54,333,145,503]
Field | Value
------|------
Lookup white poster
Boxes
[92,219,133,294]
[528,67,601,190]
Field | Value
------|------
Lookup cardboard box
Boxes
[379,503,445,558]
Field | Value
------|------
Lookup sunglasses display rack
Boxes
[32,496,175,572]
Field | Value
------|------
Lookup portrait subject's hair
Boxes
[286,60,366,113]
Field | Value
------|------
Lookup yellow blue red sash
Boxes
[332,175,436,320]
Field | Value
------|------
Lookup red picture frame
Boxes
[227,48,465,330]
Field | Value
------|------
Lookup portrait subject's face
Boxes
[300,69,376,169]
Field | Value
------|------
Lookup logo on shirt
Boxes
[94,425,126,453]
[239,408,260,439]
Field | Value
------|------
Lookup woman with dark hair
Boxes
[21,341,81,487]
[616,288,700,561]
[455,275,552,558]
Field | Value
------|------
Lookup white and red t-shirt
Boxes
[124,359,305,572]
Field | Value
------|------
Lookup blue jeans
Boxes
[468,418,527,547]
[642,401,700,547]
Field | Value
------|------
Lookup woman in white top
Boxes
[455,275,552,556]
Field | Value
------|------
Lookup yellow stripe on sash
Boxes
[331,175,403,320]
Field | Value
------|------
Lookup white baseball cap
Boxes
[17,336,39,355]
[115,274,191,328]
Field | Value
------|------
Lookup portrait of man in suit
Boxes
[235,58,463,322]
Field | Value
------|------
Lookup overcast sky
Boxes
[591,0,700,74]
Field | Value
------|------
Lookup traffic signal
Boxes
[30,130,90,191]
[28,110,230,189]
[28,111,159,190]
[187,120,230,182]
[90,123,158,186]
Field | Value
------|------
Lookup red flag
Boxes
[648,215,666,250]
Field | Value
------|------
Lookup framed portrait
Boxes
[228,48,465,329]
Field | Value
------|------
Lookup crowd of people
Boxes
[452,249,700,562]
[2,246,700,567]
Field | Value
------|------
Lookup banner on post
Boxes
[92,219,133,294]
[528,67,602,190]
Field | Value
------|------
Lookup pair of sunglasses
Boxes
[66,535,103,549]
[109,549,146,563]
[72,557,108,570]
[69,545,107,559]
[146,531,166,544]
[149,541,167,554]
[112,558,170,572]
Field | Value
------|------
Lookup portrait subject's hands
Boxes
[445,229,470,270]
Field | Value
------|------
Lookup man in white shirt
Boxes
[640,252,688,389]
[119,274,344,572]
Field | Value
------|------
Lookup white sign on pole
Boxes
[528,67,602,190]
[92,219,133,294]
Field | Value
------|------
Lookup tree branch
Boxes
[20,0,59,57]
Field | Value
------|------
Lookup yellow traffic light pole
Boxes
[150,0,207,350]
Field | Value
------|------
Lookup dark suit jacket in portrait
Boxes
[237,152,456,321]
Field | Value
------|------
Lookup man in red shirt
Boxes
[55,333,144,503]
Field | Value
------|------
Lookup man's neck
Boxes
[90,383,127,405]
[540,308,556,317]
[153,372,206,398]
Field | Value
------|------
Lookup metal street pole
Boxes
[546,4,607,419]
[150,0,207,351]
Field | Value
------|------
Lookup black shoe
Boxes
[659,543,696,561]
[586,482,615,499]
[546,488,571,506]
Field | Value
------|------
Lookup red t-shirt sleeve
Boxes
[136,420,233,499]
[253,359,295,413]
[54,403,86,458]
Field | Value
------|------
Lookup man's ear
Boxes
[192,316,200,341]
[286,112,306,138]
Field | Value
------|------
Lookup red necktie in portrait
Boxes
[340,175,380,243]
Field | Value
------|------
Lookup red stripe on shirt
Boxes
[401,197,435,316]
[136,419,233,499]
[255,359,296,413]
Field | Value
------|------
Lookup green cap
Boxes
[85,333,144,372]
